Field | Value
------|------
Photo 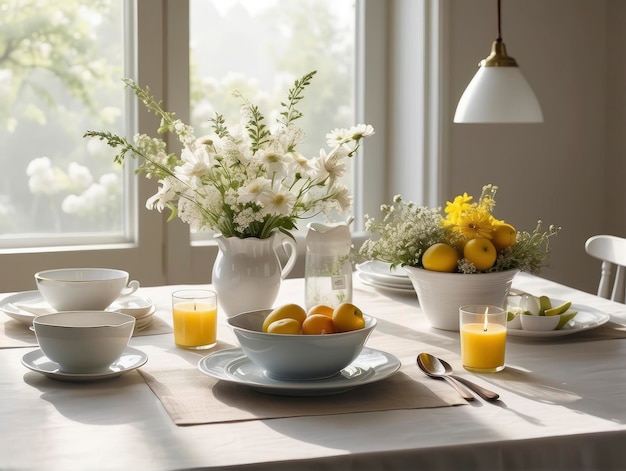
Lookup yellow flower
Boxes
[454,209,494,240]
[444,193,474,227]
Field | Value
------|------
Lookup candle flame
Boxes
[483,306,489,332]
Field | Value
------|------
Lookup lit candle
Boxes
[460,305,507,372]
[172,290,218,350]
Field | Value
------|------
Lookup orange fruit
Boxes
[302,314,336,335]
[307,304,334,318]
[422,242,460,272]
[266,318,302,334]
[463,237,497,271]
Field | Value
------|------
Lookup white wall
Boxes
[442,0,624,294]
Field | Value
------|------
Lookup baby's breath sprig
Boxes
[359,195,447,269]
[491,221,561,274]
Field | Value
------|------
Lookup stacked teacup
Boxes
[32,268,139,374]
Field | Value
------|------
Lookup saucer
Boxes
[21,346,148,382]
[133,307,156,331]
[0,291,49,325]
[198,347,401,396]
[0,291,155,326]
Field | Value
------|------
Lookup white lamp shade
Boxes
[454,66,543,123]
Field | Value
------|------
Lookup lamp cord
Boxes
[497,0,502,41]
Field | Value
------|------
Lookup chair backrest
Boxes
[585,235,626,303]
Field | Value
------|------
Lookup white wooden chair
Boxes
[585,235,626,303]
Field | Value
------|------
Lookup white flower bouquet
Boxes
[85,71,374,239]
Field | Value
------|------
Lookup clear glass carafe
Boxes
[304,218,353,309]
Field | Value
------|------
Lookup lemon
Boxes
[332,302,365,332]
[422,243,460,272]
[463,238,497,271]
[492,223,517,251]
[266,318,302,334]
[262,303,307,332]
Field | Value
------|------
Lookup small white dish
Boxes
[109,296,155,318]
[198,347,401,396]
[519,313,560,331]
[21,346,148,382]
[507,303,610,338]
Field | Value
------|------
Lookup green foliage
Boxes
[279,70,317,127]
[209,114,229,138]
[241,100,271,154]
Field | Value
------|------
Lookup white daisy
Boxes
[259,189,296,216]
[348,124,375,140]
[236,177,272,205]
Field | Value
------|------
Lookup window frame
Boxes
[0,0,443,291]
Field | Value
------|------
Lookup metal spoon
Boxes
[417,354,474,401]
[417,352,500,401]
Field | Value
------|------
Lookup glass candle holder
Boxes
[172,289,218,350]
[459,305,507,373]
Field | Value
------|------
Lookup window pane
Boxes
[0,0,127,245]
[189,0,356,235]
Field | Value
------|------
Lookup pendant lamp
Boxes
[453,0,543,123]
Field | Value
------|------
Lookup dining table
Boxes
[2,271,626,471]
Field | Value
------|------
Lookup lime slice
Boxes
[545,301,572,316]
[556,311,578,330]
[538,295,552,316]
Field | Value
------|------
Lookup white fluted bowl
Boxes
[227,309,377,380]
[404,266,519,331]
[33,311,135,373]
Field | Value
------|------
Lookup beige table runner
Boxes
[138,341,467,426]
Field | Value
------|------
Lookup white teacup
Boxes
[33,311,135,373]
[35,268,139,311]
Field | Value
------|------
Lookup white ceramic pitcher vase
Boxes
[212,233,297,317]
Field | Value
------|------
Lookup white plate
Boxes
[507,303,610,338]
[357,272,416,295]
[356,261,412,285]
[198,347,401,396]
[0,291,155,326]
[357,272,414,290]
[21,346,148,382]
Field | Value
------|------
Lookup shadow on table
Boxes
[22,370,150,425]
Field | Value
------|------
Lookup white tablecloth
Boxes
[2,272,626,470]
